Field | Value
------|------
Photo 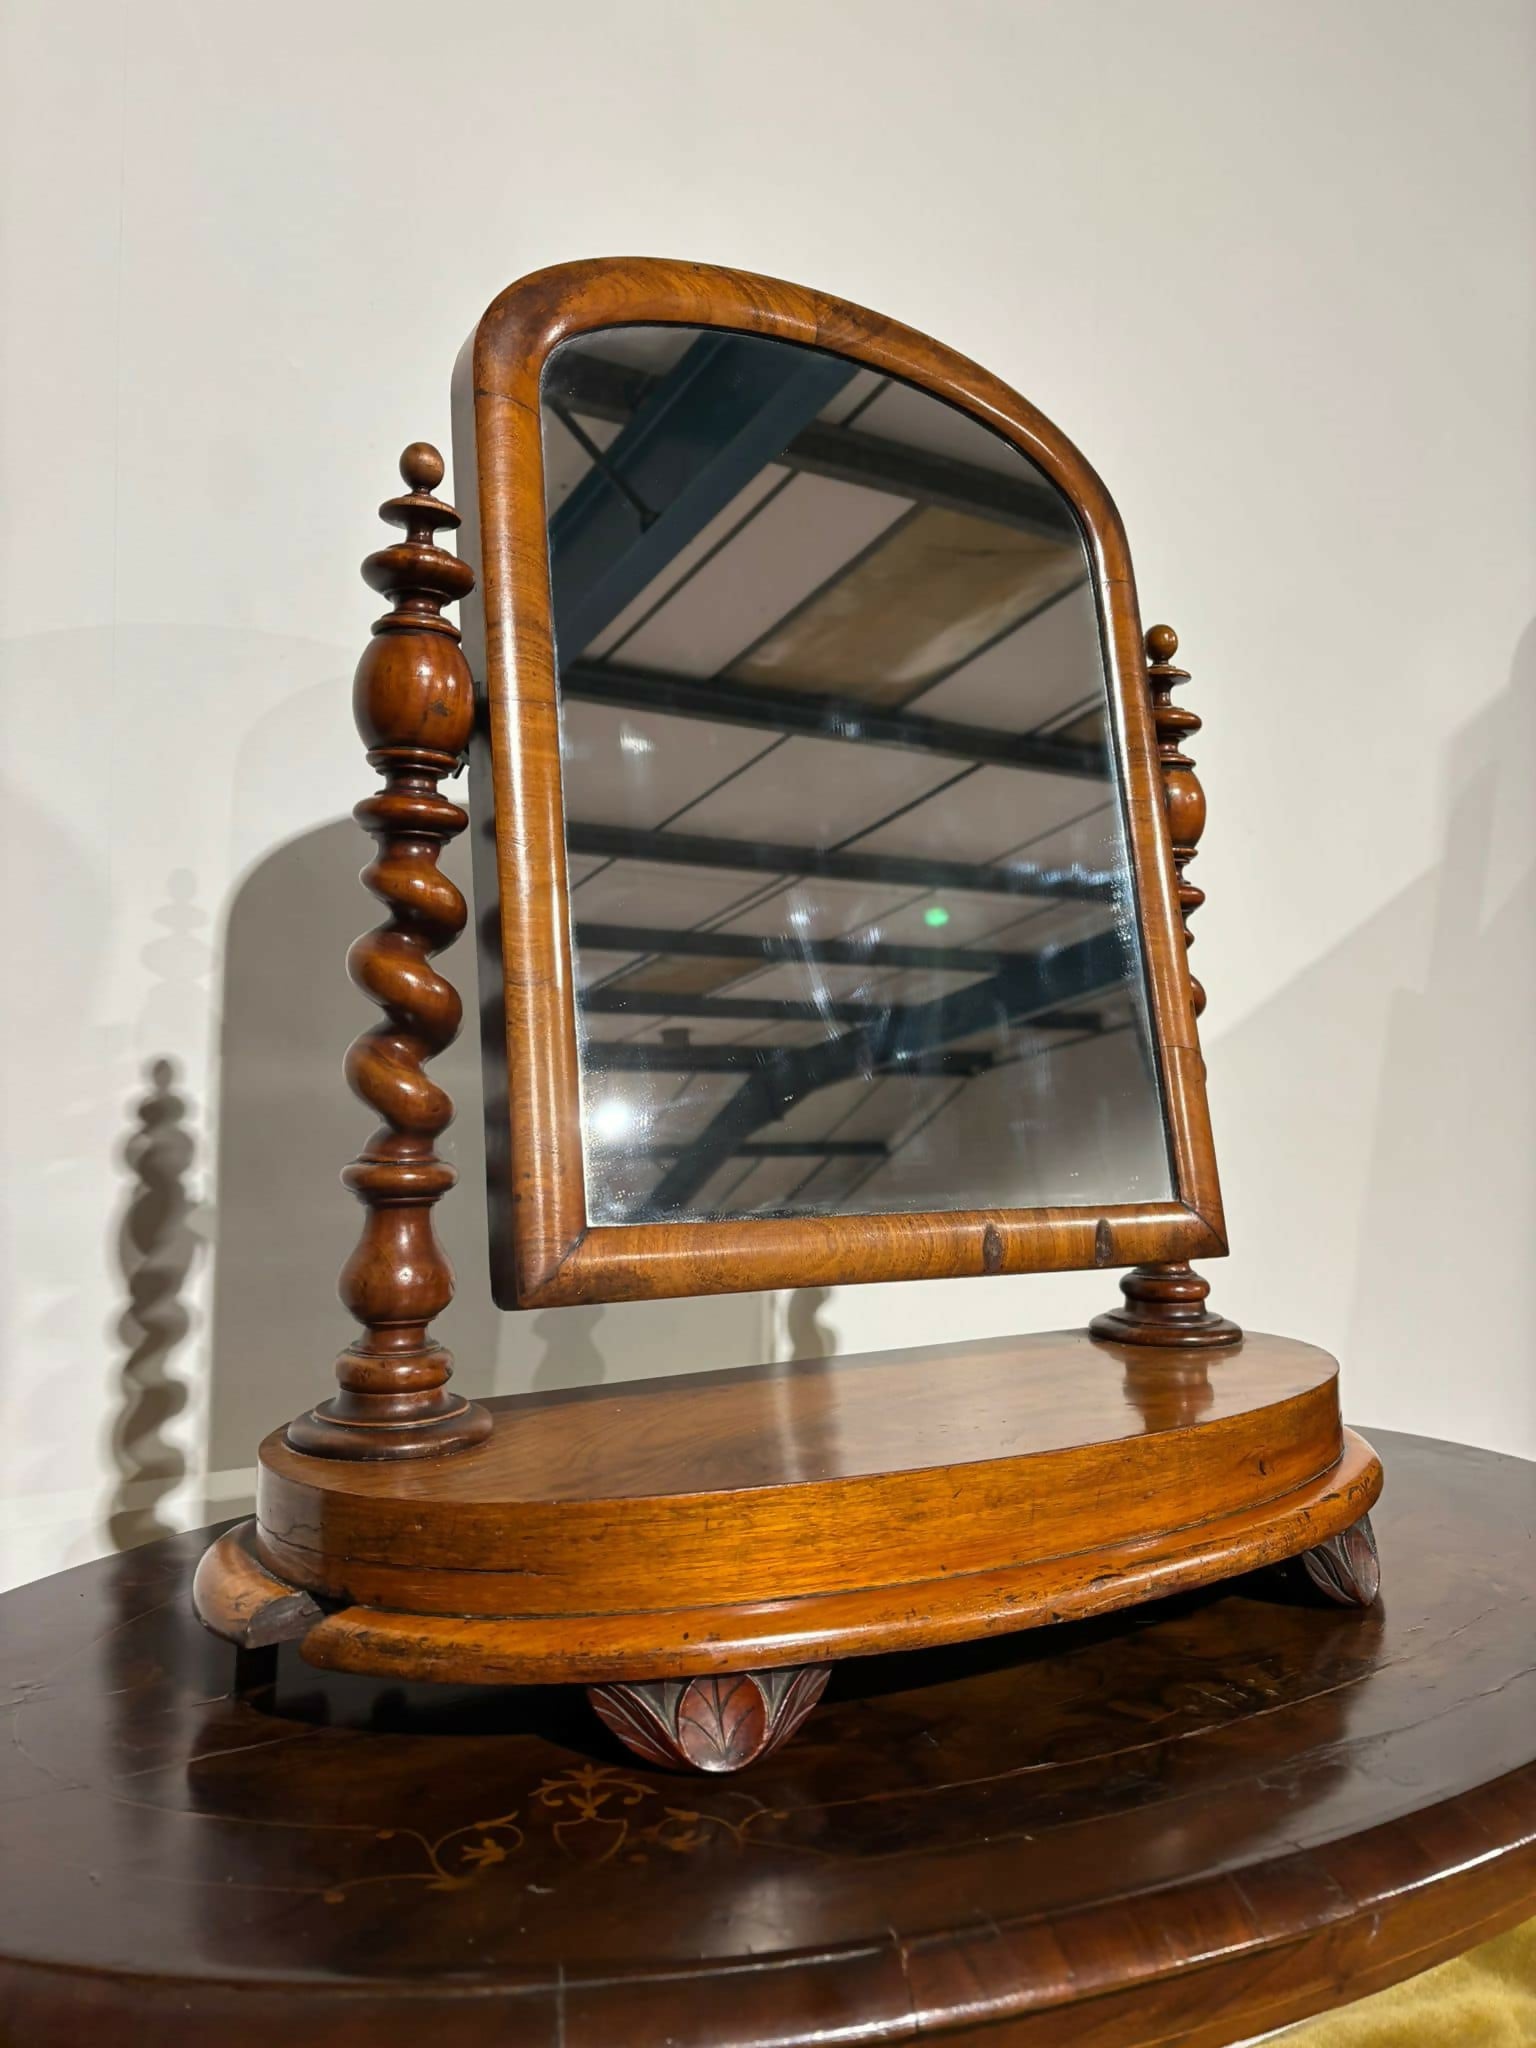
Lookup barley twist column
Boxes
[287,444,492,1458]
[1091,624,1240,1350]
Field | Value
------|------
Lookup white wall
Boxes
[3,0,1533,1589]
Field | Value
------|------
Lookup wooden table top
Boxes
[2,1428,1533,2047]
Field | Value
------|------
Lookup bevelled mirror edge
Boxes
[451,258,1225,1310]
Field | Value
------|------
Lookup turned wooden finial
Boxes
[287,446,491,1460]
[1091,622,1240,1351]
[1143,623,1208,1016]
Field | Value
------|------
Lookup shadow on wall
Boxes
[202,816,497,1473]
[201,815,783,1479]
[107,1057,203,1549]
[100,866,214,1558]
[1346,615,1536,1446]
[784,1288,836,1360]
[1211,617,1536,1456]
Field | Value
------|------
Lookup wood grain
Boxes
[7,1431,1534,2046]
[198,1332,1378,1684]
[258,1332,1347,1600]
[449,258,1227,1308]
[190,1521,322,1648]
[291,1429,1380,1686]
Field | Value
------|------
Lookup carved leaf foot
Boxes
[1301,1511,1381,1608]
[588,1665,830,1773]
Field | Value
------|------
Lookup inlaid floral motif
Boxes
[315,1762,767,1902]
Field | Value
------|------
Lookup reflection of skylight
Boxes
[730,507,1084,703]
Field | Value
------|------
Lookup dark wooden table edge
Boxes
[898,1764,1536,2045]
[5,1761,1533,2046]
[7,1434,1536,2048]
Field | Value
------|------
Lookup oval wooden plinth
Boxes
[206,1330,1383,1686]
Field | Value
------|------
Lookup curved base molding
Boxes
[192,1329,1383,1767]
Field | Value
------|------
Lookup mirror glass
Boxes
[540,327,1174,1225]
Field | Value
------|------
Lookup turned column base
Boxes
[588,1666,831,1774]
[286,1345,493,1461]
[1090,1261,1242,1349]
[286,1393,493,1461]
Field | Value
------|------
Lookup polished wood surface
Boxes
[287,443,490,1459]
[198,1334,1379,1690]
[191,1520,322,1648]
[450,257,1227,1309]
[258,1337,1360,1623]
[277,1330,1340,1504]
[285,1429,1379,1689]
[1093,1254,1242,1345]
[7,1431,1533,2046]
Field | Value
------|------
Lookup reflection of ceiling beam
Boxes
[563,659,1106,781]
[639,928,1128,1213]
[552,353,1078,541]
[549,335,858,657]
[567,818,1113,905]
[791,424,1076,540]
[643,1140,887,1159]
[587,1042,994,1077]
[581,986,1107,1033]
[879,928,1125,1066]
[577,920,1028,976]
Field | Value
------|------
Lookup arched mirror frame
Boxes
[451,257,1225,1308]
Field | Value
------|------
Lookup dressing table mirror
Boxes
[194,259,1381,1773]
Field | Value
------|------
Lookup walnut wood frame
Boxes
[190,263,1380,1778]
[451,256,1225,1309]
